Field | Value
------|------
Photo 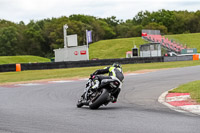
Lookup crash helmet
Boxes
[112,63,121,68]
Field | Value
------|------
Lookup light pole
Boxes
[63,24,68,48]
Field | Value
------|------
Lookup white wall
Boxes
[54,45,88,62]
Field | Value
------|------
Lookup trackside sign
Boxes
[80,50,86,55]
[74,51,78,55]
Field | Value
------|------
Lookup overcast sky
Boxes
[0,0,200,24]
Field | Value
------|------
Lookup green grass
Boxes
[89,37,147,59]
[165,33,200,53]
[0,60,200,84]
[0,55,50,64]
[169,80,200,103]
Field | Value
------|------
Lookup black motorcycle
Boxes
[77,76,121,109]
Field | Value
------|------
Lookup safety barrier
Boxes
[164,55,193,62]
[193,54,199,60]
[21,57,163,71]
[16,64,21,72]
[0,57,163,72]
[0,56,194,72]
[0,64,16,72]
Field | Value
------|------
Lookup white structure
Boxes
[54,24,89,62]
[54,46,88,62]
[67,34,78,47]
[140,43,161,57]
[142,29,160,35]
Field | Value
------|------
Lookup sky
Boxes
[0,0,200,24]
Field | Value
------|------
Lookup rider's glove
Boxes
[90,74,95,79]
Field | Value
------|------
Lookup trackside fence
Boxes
[0,56,193,72]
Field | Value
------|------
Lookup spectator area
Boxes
[143,34,186,54]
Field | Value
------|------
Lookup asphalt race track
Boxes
[0,66,200,133]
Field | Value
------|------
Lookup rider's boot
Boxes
[111,88,121,103]
[111,96,117,103]
[91,80,100,90]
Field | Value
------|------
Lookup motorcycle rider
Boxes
[88,63,124,103]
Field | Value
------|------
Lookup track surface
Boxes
[0,66,200,133]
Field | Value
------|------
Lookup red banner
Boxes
[80,50,86,55]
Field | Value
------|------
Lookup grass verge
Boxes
[89,37,146,59]
[0,60,200,84]
[169,80,200,103]
[0,55,50,65]
[165,33,200,53]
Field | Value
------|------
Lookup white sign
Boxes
[67,34,78,47]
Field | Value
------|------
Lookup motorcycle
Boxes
[77,75,121,109]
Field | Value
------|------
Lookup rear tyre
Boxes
[89,89,109,109]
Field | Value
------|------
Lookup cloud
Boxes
[0,0,200,24]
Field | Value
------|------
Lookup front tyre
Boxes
[89,89,109,109]
[77,100,84,108]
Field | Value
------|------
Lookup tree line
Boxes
[0,9,200,58]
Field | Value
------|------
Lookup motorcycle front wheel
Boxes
[89,89,109,109]
[77,100,84,108]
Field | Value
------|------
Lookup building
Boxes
[140,43,161,57]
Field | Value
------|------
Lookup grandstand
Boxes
[142,30,197,55]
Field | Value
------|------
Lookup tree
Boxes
[0,26,18,55]
[22,20,45,56]
[126,25,143,37]
[69,14,96,24]
[144,22,168,34]
[149,9,175,32]
[116,24,130,38]
[1,10,200,58]
[132,10,151,26]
